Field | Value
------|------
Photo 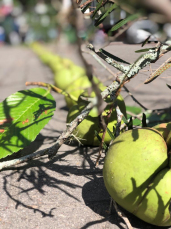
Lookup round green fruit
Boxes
[153,122,171,150]
[103,128,171,226]
[66,94,126,146]
[54,65,86,92]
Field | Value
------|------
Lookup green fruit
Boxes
[64,76,104,108]
[152,123,170,139]
[135,168,171,226]
[66,94,126,146]
[153,122,171,150]
[54,65,86,91]
[103,128,171,226]
[31,43,106,108]
[48,56,62,71]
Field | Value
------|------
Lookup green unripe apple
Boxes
[66,94,126,146]
[103,128,171,226]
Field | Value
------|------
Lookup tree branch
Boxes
[0,42,170,170]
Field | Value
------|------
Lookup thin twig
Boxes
[72,0,112,164]
[0,148,48,170]
[115,104,123,137]
[25,81,77,101]
[113,200,133,229]
[95,103,114,167]
[108,16,147,43]
[71,0,106,115]
[123,85,148,111]
[126,111,142,120]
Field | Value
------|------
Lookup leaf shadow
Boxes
[1,144,102,219]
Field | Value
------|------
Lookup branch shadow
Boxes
[82,177,169,229]
[1,143,103,219]
[2,90,171,227]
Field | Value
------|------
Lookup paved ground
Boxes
[0,41,171,229]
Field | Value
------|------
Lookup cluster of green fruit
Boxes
[31,43,102,108]
[103,123,171,226]
[31,43,171,226]
[31,42,127,146]
[67,91,127,146]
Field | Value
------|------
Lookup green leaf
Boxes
[125,106,143,127]
[122,115,128,124]
[92,0,103,19]
[133,119,141,126]
[81,3,91,13]
[110,14,140,32]
[0,88,56,159]
[94,130,108,150]
[142,113,147,127]
[100,48,130,65]
[145,110,171,127]
[94,3,118,26]
[107,127,115,140]
[126,106,142,115]
[141,35,151,47]
[135,48,155,53]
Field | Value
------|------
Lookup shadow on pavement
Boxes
[1,145,101,218]
[2,138,171,228]
[82,177,171,229]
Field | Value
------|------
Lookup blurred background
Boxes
[0,0,171,46]
[0,0,58,45]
